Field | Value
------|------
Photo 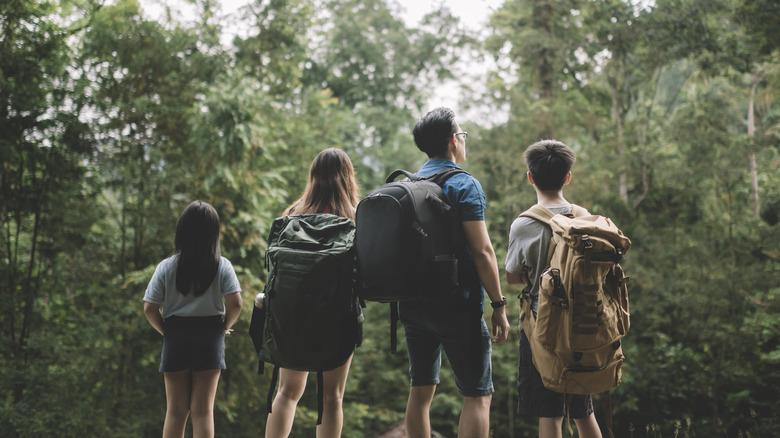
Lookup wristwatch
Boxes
[490,296,507,309]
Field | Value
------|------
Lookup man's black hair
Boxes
[413,107,457,158]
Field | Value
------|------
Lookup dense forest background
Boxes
[2,0,779,436]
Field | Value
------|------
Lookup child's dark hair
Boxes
[174,200,221,296]
[413,107,457,158]
[523,140,576,192]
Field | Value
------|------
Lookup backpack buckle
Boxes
[581,234,593,249]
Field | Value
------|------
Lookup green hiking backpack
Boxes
[250,214,363,425]
[519,205,631,396]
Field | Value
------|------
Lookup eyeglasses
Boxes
[454,131,468,140]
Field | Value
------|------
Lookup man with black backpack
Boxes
[399,107,510,438]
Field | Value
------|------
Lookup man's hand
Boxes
[490,306,510,344]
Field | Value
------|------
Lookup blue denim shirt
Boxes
[417,159,486,308]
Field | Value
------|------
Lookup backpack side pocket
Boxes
[534,268,567,348]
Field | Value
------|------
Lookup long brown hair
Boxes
[174,200,221,296]
[284,148,360,220]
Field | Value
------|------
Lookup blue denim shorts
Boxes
[398,301,494,397]
[517,329,593,418]
[160,315,226,372]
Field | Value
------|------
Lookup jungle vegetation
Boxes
[1,0,778,436]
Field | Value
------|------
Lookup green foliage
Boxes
[1,0,779,436]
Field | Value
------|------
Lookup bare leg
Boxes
[405,385,436,438]
[265,369,309,438]
[458,394,491,438]
[316,355,353,438]
[574,413,602,438]
[538,417,564,438]
[190,369,221,438]
[163,370,192,438]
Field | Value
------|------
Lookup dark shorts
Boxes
[398,301,493,397]
[160,315,226,372]
[517,329,593,418]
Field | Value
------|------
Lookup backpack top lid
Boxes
[550,214,631,254]
[520,203,631,258]
[267,213,355,254]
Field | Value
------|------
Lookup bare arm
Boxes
[506,270,528,285]
[223,291,242,335]
[143,302,164,336]
[462,220,510,344]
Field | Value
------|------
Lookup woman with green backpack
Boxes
[264,147,362,438]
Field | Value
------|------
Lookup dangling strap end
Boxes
[316,371,324,425]
[267,365,280,415]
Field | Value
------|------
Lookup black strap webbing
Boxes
[266,365,280,415]
[604,390,615,438]
[390,303,399,354]
[316,371,324,425]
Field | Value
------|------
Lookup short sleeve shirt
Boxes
[505,204,574,314]
[417,159,486,306]
[143,255,241,319]
[417,159,485,222]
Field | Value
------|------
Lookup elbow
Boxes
[143,302,160,317]
[506,270,526,286]
[227,292,243,311]
[472,246,496,264]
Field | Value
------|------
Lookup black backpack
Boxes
[249,214,363,425]
[355,168,467,350]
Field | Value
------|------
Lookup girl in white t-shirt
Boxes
[143,200,242,438]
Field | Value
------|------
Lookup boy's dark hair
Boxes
[413,107,457,158]
[524,139,576,192]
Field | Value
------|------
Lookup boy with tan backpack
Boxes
[505,140,631,438]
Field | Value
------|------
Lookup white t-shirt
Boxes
[143,254,241,319]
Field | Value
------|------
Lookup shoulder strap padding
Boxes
[519,203,589,267]
[519,203,589,224]
[520,204,556,224]
[385,167,469,186]
[423,167,469,186]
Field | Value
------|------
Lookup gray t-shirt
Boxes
[143,255,241,319]
[505,204,574,315]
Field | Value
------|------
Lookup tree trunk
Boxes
[610,60,628,203]
[748,74,760,220]
[533,0,555,139]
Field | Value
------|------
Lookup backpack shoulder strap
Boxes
[386,169,420,184]
[519,204,555,224]
[517,204,560,267]
[520,203,589,222]
[570,204,589,218]
[423,167,469,186]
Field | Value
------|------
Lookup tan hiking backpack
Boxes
[519,204,631,395]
